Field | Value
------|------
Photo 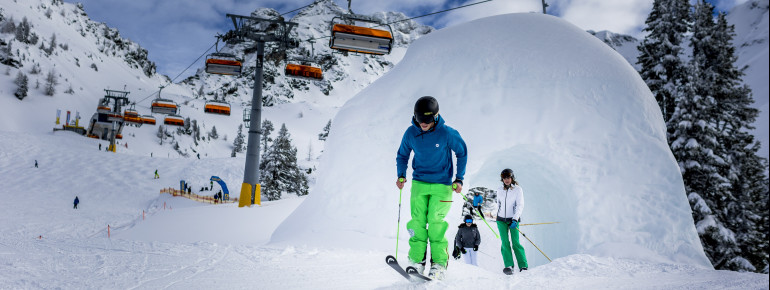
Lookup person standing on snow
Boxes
[472,191,484,217]
[453,214,481,266]
[35,160,38,168]
[154,169,159,179]
[496,168,528,275]
[73,196,79,209]
[396,96,467,280]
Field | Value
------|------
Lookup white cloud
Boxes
[558,0,653,38]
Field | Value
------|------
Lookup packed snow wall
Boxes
[271,13,712,269]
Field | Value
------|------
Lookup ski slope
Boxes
[0,12,768,289]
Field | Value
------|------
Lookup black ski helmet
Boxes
[414,96,439,124]
[500,168,514,181]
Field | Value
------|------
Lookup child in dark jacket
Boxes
[452,214,481,266]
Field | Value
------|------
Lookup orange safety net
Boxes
[332,24,392,39]
[161,188,238,204]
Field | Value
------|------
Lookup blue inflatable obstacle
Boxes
[210,176,229,201]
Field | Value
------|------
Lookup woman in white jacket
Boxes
[496,168,528,275]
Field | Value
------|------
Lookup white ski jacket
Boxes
[495,184,524,221]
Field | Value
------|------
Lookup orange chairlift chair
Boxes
[329,14,393,55]
[204,100,231,116]
[205,52,242,76]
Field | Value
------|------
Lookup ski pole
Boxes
[514,226,551,262]
[454,185,499,239]
[520,222,560,226]
[395,178,405,259]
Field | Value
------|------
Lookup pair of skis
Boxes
[385,255,432,282]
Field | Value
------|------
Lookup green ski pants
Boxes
[497,221,528,269]
[407,180,453,266]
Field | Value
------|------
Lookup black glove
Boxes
[460,247,467,254]
[473,245,478,251]
[452,246,461,260]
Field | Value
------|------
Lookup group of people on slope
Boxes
[396,96,528,280]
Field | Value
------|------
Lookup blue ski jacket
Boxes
[396,115,467,185]
[473,194,483,207]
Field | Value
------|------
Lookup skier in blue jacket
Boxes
[396,96,467,280]
[472,191,484,217]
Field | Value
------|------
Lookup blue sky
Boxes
[63,0,748,81]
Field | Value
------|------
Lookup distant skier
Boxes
[154,169,159,179]
[473,191,484,217]
[453,215,481,266]
[73,196,79,209]
[188,186,191,195]
[496,168,528,275]
[99,144,102,150]
[210,180,213,190]
[197,153,200,159]
[396,96,467,280]
[34,160,38,168]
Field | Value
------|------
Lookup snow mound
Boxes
[270,13,711,269]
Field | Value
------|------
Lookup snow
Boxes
[1,3,768,290]
[728,0,770,159]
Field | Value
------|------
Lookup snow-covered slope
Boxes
[271,13,712,269]
[728,0,769,159]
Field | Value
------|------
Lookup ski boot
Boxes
[408,260,426,275]
[503,266,514,275]
[428,263,447,280]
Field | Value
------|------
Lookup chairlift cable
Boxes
[279,2,317,17]
[381,0,493,27]
[134,42,217,106]
[302,0,494,43]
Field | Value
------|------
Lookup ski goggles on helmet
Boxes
[465,218,473,223]
[414,112,435,124]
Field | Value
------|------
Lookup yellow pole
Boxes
[520,222,560,226]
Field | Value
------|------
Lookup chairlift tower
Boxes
[221,13,298,207]
[103,89,130,152]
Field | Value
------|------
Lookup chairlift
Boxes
[329,14,393,55]
[205,52,242,76]
[141,115,156,125]
[163,114,185,126]
[285,63,323,81]
[123,103,142,125]
[204,100,231,116]
[151,98,178,115]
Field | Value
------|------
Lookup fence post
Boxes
[143,210,145,220]
[108,225,111,238]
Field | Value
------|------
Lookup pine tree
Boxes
[637,0,690,123]
[318,119,331,141]
[44,69,57,96]
[14,71,28,100]
[14,17,31,44]
[668,62,734,270]
[260,124,309,200]
[695,7,768,272]
[233,124,245,153]
[209,126,218,139]
[261,119,274,156]
[157,125,164,145]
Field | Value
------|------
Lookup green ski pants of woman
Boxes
[407,180,453,266]
[497,221,528,269]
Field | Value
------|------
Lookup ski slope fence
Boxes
[160,188,238,204]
